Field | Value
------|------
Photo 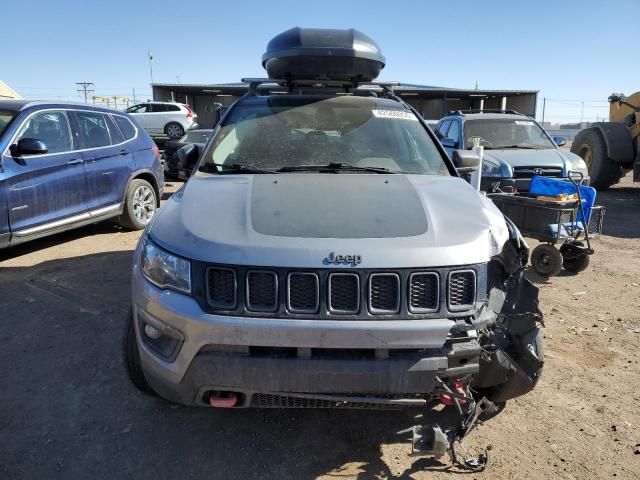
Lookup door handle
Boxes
[67,159,84,166]
[119,149,129,156]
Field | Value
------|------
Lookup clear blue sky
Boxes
[3,0,638,123]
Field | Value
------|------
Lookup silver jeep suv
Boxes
[124,28,543,457]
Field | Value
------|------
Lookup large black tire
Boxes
[123,309,157,397]
[164,122,184,139]
[571,128,621,190]
[531,244,563,277]
[118,179,157,230]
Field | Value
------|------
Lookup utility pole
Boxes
[132,87,136,104]
[76,82,94,104]
[148,51,154,85]
[580,101,585,124]
[541,97,546,125]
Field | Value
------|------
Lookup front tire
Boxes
[118,179,157,230]
[123,310,157,397]
[571,128,621,190]
[165,122,184,139]
[531,244,563,277]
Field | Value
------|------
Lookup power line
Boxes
[544,98,610,103]
[16,85,152,90]
[75,82,94,103]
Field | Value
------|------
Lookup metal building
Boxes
[152,82,538,129]
[0,80,22,100]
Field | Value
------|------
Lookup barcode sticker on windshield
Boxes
[372,110,418,121]
[514,120,534,126]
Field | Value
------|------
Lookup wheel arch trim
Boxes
[123,169,162,207]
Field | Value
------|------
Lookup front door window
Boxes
[16,111,73,154]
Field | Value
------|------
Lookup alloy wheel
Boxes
[132,185,155,224]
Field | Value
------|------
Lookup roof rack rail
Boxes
[240,78,401,97]
[449,109,522,115]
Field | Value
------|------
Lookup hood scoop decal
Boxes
[250,175,428,239]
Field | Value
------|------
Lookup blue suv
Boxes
[0,101,164,248]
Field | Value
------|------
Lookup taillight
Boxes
[184,105,193,118]
[151,144,160,160]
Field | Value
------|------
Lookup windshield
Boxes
[464,118,556,149]
[201,96,449,175]
[0,110,17,137]
[180,130,212,144]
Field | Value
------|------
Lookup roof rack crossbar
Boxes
[240,78,402,96]
[450,109,522,115]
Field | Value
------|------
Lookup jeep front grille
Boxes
[369,273,400,313]
[448,270,476,310]
[328,273,360,314]
[246,270,278,312]
[206,267,237,309]
[201,264,484,319]
[287,273,319,313]
[409,272,439,312]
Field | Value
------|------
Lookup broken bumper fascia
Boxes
[132,266,482,405]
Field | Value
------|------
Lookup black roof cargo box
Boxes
[262,27,385,83]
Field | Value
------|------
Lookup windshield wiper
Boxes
[278,162,394,174]
[492,144,540,150]
[210,163,279,174]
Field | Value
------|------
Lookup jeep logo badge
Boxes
[324,252,362,267]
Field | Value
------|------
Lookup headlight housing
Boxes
[140,238,191,294]
[569,157,589,176]
[482,159,503,177]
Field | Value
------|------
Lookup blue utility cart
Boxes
[489,173,605,276]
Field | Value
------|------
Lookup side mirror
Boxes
[440,137,458,149]
[452,149,480,174]
[553,136,567,147]
[11,138,48,156]
[176,143,200,169]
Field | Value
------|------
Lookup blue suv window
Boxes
[16,111,73,154]
[436,120,451,139]
[75,111,112,148]
[106,115,125,144]
[113,115,136,140]
[445,121,460,146]
[0,110,17,137]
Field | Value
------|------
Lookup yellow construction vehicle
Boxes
[571,92,640,190]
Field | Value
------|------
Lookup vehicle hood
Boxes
[483,148,569,171]
[150,173,509,268]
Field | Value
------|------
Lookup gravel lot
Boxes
[1,175,639,479]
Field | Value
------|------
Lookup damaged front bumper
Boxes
[139,333,483,407]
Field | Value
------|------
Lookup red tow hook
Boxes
[440,380,468,406]
[208,391,239,408]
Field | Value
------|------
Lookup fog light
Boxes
[144,324,162,340]
[136,310,184,361]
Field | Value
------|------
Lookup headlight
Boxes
[570,158,589,175]
[140,238,191,294]
[482,159,502,177]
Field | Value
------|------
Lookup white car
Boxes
[126,102,198,138]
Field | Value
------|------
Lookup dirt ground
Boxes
[1,174,639,480]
